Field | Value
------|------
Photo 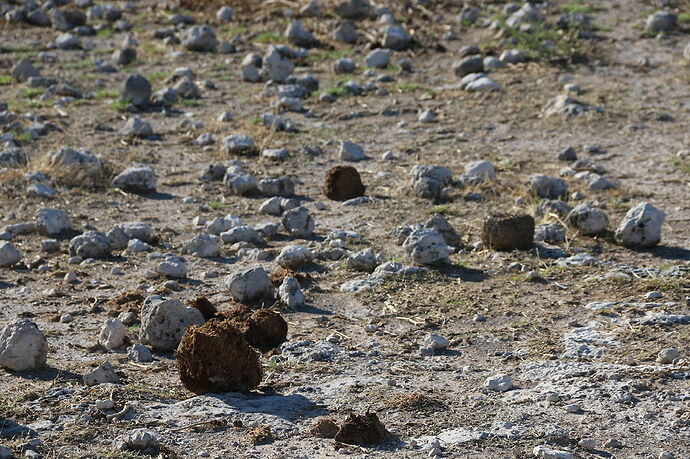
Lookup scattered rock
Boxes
[566,204,608,236]
[0,319,48,371]
[98,318,127,350]
[402,228,450,266]
[139,296,205,351]
[112,166,156,192]
[0,242,22,267]
[615,202,665,248]
[227,266,274,304]
[484,374,513,392]
[282,206,315,238]
[83,361,120,386]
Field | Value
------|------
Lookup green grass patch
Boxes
[429,204,452,215]
[678,12,690,24]
[670,158,690,174]
[20,88,43,99]
[26,100,52,109]
[147,70,170,82]
[495,15,586,63]
[94,90,119,99]
[110,99,129,111]
[208,201,226,210]
[561,1,603,14]
[9,129,34,143]
[308,49,349,62]
[0,75,12,85]
[97,27,114,37]
[394,83,427,92]
[253,32,286,44]
[219,24,248,36]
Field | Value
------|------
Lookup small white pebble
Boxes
[60,314,73,323]
[64,272,77,283]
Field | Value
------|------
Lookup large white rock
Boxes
[0,319,48,371]
[615,202,665,248]
[226,266,273,303]
[98,318,127,350]
[139,296,204,351]
[402,228,450,266]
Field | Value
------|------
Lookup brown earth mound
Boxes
[323,166,365,201]
[218,306,288,352]
[175,319,262,394]
[482,214,535,251]
[334,412,388,445]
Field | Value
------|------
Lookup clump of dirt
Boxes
[383,392,445,412]
[219,306,288,352]
[244,424,272,445]
[310,418,340,439]
[482,214,535,250]
[189,296,218,321]
[270,268,311,286]
[323,166,366,201]
[334,412,388,446]
[175,319,262,394]
[105,291,144,315]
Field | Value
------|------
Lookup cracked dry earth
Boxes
[1,0,690,458]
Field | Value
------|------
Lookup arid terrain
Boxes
[0,0,689,458]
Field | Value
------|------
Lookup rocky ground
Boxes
[1,0,690,458]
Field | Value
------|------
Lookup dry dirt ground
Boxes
[1,0,690,458]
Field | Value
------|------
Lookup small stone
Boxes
[657,348,680,364]
[64,272,78,283]
[566,204,608,236]
[35,208,71,236]
[564,403,581,413]
[156,256,188,279]
[83,361,120,386]
[364,48,391,68]
[121,74,151,107]
[226,266,273,304]
[127,343,153,363]
[121,117,153,138]
[339,141,365,162]
[99,318,127,350]
[278,276,305,309]
[276,245,313,268]
[68,231,111,259]
[484,374,513,392]
[577,439,597,450]
[532,445,574,459]
[183,25,218,52]
[282,207,315,238]
[0,241,22,267]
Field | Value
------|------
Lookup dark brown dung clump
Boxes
[482,214,535,251]
[175,319,262,394]
[219,306,288,352]
[323,165,365,201]
[334,412,388,445]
